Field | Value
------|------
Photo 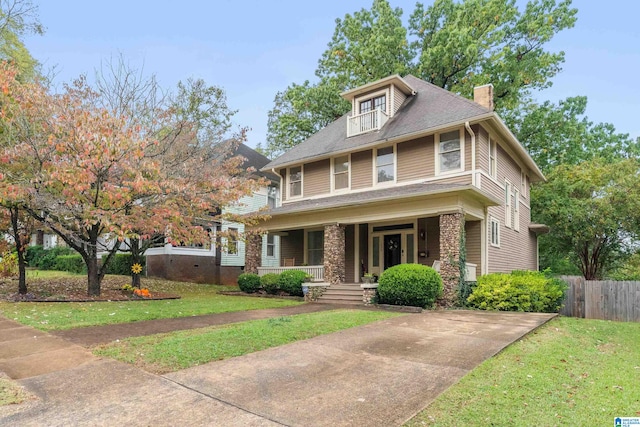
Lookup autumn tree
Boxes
[532,158,640,279]
[264,0,577,157]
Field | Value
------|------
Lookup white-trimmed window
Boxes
[227,227,238,255]
[376,146,394,184]
[490,217,500,247]
[514,189,520,232]
[288,166,302,198]
[307,230,324,265]
[266,234,275,257]
[360,94,387,114]
[504,180,512,228]
[489,136,497,178]
[438,130,463,173]
[333,155,350,191]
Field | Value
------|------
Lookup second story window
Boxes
[438,130,462,173]
[333,155,350,191]
[289,166,302,198]
[376,146,394,184]
[360,94,386,114]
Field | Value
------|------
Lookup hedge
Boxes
[377,264,443,308]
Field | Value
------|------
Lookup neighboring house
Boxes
[246,74,547,304]
[145,143,281,285]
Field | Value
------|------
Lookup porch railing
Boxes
[257,265,324,282]
[347,108,389,137]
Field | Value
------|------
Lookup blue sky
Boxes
[24,1,640,149]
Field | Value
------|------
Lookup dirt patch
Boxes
[0,276,180,302]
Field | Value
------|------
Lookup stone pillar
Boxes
[244,232,262,274]
[324,224,345,285]
[439,212,465,307]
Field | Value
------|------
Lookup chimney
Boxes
[474,84,494,110]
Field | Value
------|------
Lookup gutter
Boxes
[465,121,476,186]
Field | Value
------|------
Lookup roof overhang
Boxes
[529,223,550,234]
[340,74,415,100]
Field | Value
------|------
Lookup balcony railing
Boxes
[257,265,324,282]
[347,108,389,137]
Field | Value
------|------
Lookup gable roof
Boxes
[234,143,279,183]
[263,75,544,182]
[264,75,491,170]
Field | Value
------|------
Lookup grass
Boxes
[406,316,640,426]
[94,309,404,373]
[0,273,302,331]
[0,377,31,406]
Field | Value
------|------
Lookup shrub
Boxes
[467,270,567,313]
[0,251,18,277]
[26,245,74,270]
[54,255,85,274]
[377,264,443,308]
[103,254,145,275]
[277,270,308,297]
[260,273,280,294]
[237,273,261,293]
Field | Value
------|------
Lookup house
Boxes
[144,143,281,285]
[246,74,547,305]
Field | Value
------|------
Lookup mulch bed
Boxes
[0,276,180,302]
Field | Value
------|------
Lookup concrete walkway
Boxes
[0,308,556,426]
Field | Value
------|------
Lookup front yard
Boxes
[406,316,640,426]
[0,273,302,331]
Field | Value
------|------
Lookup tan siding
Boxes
[351,150,373,189]
[476,125,489,173]
[392,85,407,115]
[397,136,432,182]
[433,174,473,185]
[465,221,481,267]
[464,128,472,171]
[280,229,304,266]
[280,168,287,202]
[303,159,330,197]
[345,225,355,283]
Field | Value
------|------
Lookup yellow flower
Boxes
[131,263,143,274]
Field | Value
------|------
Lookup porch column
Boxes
[244,232,262,274]
[439,212,465,306]
[324,224,345,285]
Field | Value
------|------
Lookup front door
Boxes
[384,234,401,270]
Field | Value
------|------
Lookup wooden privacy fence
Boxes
[560,276,640,322]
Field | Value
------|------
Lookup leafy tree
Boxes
[506,96,640,173]
[0,0,44,80]
[532,158,640,279]
[265,0,577,156]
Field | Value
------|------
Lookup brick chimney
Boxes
[473,84,494,111]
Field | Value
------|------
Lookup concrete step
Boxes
[315,298,363,305]
[322,290,362,297]
[328,285,363,291]
[318,294,362,302]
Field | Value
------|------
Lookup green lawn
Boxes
[0,275,302,331]
[406,316,640,426]
[94,309,404,373]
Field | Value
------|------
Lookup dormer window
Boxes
[360,94,386,114]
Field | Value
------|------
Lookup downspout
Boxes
[271,168,283,207]
[465,121,476,187]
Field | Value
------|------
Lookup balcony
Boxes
[347,108,389,137]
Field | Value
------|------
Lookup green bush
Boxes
[277,270,308,297]
[377,264,443,308]
[467,270,567,313]
[237,273,261,293]
[54,255,85,274]
[260,273,280,294]
[103,254,144,275]
[26,245,74,270]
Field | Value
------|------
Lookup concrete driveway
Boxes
[165,310,555,426]
[1,309,555,426]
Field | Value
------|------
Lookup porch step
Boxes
[316,284,364,305]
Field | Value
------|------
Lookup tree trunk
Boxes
[9,207,27,294]
[86,252,101,296]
